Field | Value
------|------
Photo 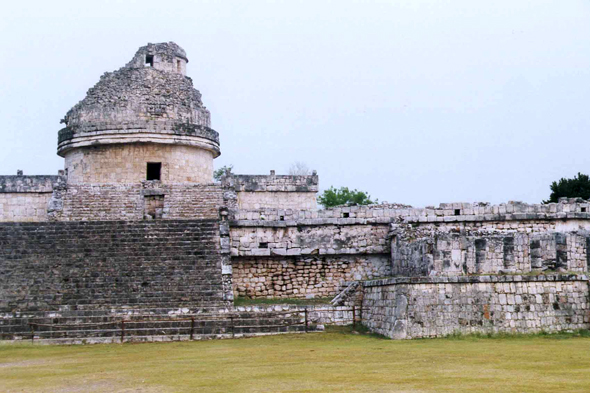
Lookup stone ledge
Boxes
[57,128,220,158]
[58,123,219,144]
[363,274,589,287]
[230,218,391,227]
[233,198,590,223]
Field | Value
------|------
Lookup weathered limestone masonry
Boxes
[233,256,390,299]
[362,275,589,339]
[222,171,319,210]
[64,144,214,184]
[229,205,401,299]
[0,219,231,341]
[0,174,65,222]
[49,182,227,221]
[389,199,590,276]
[4,41,590,341]
[58,42,219,184]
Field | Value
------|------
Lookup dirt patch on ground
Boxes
[0,359,55,369]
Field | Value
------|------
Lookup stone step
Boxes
[1,307,228,319]
[0,310,317,343]
[1,316,304,330]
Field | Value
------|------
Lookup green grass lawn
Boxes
[233,296,333,306]
[2,327,590,392]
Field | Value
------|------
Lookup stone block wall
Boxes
[223,173,318,210]
[0,175,63,222]
[237,192,317,210]
[0,193,52,222]
[233,199,590,226]
[51,182,226,221]
[229,221,390,298]
[64,143,214,184]
[362,275,589,339]
[231,304,356,326]
[233,203,411,223]
[390,225,590,277]
[233,255,390,299]
[230,224,389,257]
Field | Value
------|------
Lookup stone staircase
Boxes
[0,220,319,343]
[0,220,225,313]
[0,308,315,344]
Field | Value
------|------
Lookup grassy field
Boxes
[2,327,590,392]
[233,296,333,306]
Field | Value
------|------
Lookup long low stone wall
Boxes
[362,275,589,339]
[230,224,389,257]
[233,198,590,224]
[230,304,355,326]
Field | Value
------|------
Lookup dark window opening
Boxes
[259,242,268,249]
[147,162,161,181]
[177,59,181,72]
[279,216,285,221]
[145,55,154,67]
[503,237,515,269]
[474,239,487,274]
[582,207,587,213]
[454,209,461,216]
[343,212,350,218]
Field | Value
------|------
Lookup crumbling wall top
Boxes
[222,172,319,193]
[57,42,219,158]
[0,175,64,193]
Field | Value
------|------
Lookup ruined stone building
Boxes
[1,42,589,342]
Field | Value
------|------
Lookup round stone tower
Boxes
[57,42,220,184]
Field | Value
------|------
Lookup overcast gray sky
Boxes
[1,0,589,207]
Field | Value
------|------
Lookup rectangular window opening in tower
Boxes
[147,162,161,181]
[177,59,181,72]
[145,55,154,67]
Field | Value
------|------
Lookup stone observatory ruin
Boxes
[58,42,218,184]
[1,42,589,343]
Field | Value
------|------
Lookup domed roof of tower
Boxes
[57,42,219,158]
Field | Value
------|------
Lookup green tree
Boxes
[544,172,590,203]
[213,165,233,182]
[318,186,376,208]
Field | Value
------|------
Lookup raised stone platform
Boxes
[362,274,589,339]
